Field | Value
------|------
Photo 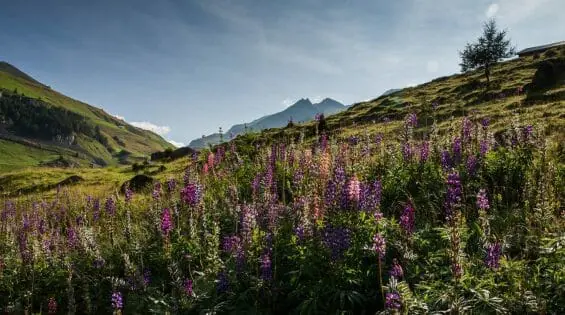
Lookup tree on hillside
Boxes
[460,19,515,88]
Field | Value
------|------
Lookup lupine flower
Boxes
[105,197,116,216]
[481,118,490,130]
[260,253,272,281]
[372,233,386,260]
[462,117,473,141]
[207,152,215,169]
[522,125,533,141]
[167,178,177,192]
[452,137,462,164]
[152,182,162,200]
[322,226,351,260]
[405,112,417,128]
[325,179,338,209]
[480,139,490,157]
[476,189,490,211]
[183,279,193,296]
[347,176,361,203]
[359,180,382,212]
[180,183,202,207]
[419,141,429,163]
[441,150,452,170]
[217,271,229,294]
[92,199,100,221]
[400,202,415,235]
[222,235,241,254]
[143,269,151,286]
[47,297,57,314]
[111,291,123,310]
[444,171,462,221]
[125,187,133,203]
[485,242,502,270]
[385,291,402,310]
[402,142,413,162]
[241,205,257,244]
[389,258,404,279]
[466,155,478,176]
[161,208,173,236]
[67,227,78,249]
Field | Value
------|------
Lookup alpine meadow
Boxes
[0,3,564,315]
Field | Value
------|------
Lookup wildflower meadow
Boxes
[1,114,564,314]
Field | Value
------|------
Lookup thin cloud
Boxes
[486,3,499,18]
[130,121,171,135]
[167,139,185,148]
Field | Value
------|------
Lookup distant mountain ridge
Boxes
[0,61,171,171]
[189,97,346,148]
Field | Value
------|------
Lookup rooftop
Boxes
[517,41,565,55]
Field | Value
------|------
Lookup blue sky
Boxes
[1,0,563,146]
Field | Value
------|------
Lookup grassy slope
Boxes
[0,66,171,169]
[258,47,565,144]
[2,47,564,196]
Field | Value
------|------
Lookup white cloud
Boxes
[130,121,171,135]
[167,139,185,148]
[426,60,439,73]
[486,3,499,18]
[112,113,125,121]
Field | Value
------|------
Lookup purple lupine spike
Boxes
[444,171,462,222]
[485,242,502,270]
[67,227,78,249]
[111,292,123,310]
[402,142,413,162]
[400,202,415,235]
[105,197,116,216]
[183,279,193,296]
[481,118,490,130]
[125,187,133,203]
[92,199,100,221]
[480,140,489,157]
[325,179,338,209]
[419,141,429,163]
[180,183,202,207]
[385,291,402,310]
[476,189,490,210]
[143,269,151,286]
[167,178,177,193]
[441,150,452,170]
[452,137,462,164]
[372,233,386,260]
[405,112,418,128]
[152,182,162,200]
[160,208,173,237]
[466,155,478,176]
[389,258,404,279]
[462,117,473,141]
[322,225,351,260]
[522,125,533,142]
[260,253,272,281]
[217,271,229,294]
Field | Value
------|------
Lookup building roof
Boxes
[517,41,565,55]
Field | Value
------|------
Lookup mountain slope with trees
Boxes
[0,62,171,171]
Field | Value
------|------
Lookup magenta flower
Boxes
[180,183,202,207]
[372,233,386,260]
[161,208,173,236]
[389,258,404,279]
[183,279,193,296]
[400,202,415,235]
[385,291,402,310]
[260,253,272,281]
[476,189,490,211]
[111,291,123,310]
[47,297,57,314]
[485,242,502,270]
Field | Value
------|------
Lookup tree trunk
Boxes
[485,66,490,89]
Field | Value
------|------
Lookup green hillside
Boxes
[248,45,565,146]
[0,62,172,171]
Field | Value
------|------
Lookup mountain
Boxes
[0,62,171,171]
[189,98,346,148]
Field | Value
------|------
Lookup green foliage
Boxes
[460,19,516,85]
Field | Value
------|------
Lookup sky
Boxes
[1,0,564,146]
